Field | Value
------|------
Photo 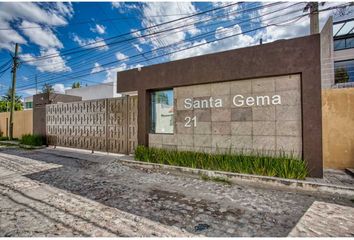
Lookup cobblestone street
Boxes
[0,147,353,237]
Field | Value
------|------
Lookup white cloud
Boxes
[131,29,146,44]
[72,34,109,51]
[103,62,144,83]
[169,24,257,61]
[20,88,37,96]
[52,2,74,18]
[103,63,127,83]
[0,21,26,50]
[112,2,139,13]
[132,43,142,52]
[115,52,128,61]
[20,21,63,49]
[139,2,200,49]
[111,2,122,9]
[91,62,104,74]
[53,83,66,93]
[0,2,71,26]
[257,2,349,43]
[0,2,73,50]
[20,48,71,73]
[90,24,106,34]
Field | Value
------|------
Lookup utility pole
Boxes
[9,43,19,140]
[35,74,38,94]
[304,2,322,34]
[310,2,319,34]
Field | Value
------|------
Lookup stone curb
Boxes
[19,144,47,150]
[117,157,354,198]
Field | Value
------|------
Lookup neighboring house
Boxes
[23,96,33,110]
[65,82,122,100]
[333,18,354,88]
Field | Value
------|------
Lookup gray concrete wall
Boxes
[149,74,302,157]
[320,17,334,89]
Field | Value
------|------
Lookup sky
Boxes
[0,1,353,98]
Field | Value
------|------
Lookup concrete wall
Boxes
[65,82,121,100]
[149,74,302,157]
[323,88,354,169]
[320,17,334,89]
[118,35,323,177]
[0,110,33,138]
[33,93,82,136]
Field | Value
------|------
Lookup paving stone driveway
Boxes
[0,147,353,237]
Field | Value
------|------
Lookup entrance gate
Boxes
[46,96,138,154]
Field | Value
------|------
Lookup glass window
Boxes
[25,102,33,109]
[334,37,354,51]
[150,89,174,134]
[346,37,354,49]
[334,60,354,84]
[334,39,346,50]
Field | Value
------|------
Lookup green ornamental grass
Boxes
[20,134,45,146]
[135,145,308,180]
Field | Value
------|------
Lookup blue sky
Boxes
[0,1,352,98]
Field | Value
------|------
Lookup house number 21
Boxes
[184,116,197,127]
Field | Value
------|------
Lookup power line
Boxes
[0,14,209,31]
[19,3,303,84]
[17,3,305,89]
[16,10,313,91]
[15,3,350,92]
[19,2,283,81]
[20,2,241,63]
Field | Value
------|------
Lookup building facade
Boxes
[333,18,354,88]
[23,96,33,110]
[117,34,324,178]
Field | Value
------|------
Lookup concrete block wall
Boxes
[149,74,302,157]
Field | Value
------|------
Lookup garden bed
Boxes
[135,145,308,180]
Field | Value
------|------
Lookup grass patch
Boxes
[20,134,45,146]
[200,174,231,185]
[135,145,308,180]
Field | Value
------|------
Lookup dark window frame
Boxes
[334,34,354,51]
[150,89,174,135]
[334,59,354,84]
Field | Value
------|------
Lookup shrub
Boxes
[0,136,9,141]
[20,134,45,146]
[135,145,308,180]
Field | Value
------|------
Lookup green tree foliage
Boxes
[42,83,54,93]
[155,92,169,105]
[0,88,23,112]
[71,82,81,88]
[335,67,350,83]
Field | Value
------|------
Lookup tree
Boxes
[335,67,350,84]
[155,92,169,105]
[42,83,54,93]
[0,88,23,112]
[334,6,353,18]
[72,82,81,88]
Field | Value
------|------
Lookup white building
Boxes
[332,18,354,88]
[65,82,122,100]
[23,96,33,110]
